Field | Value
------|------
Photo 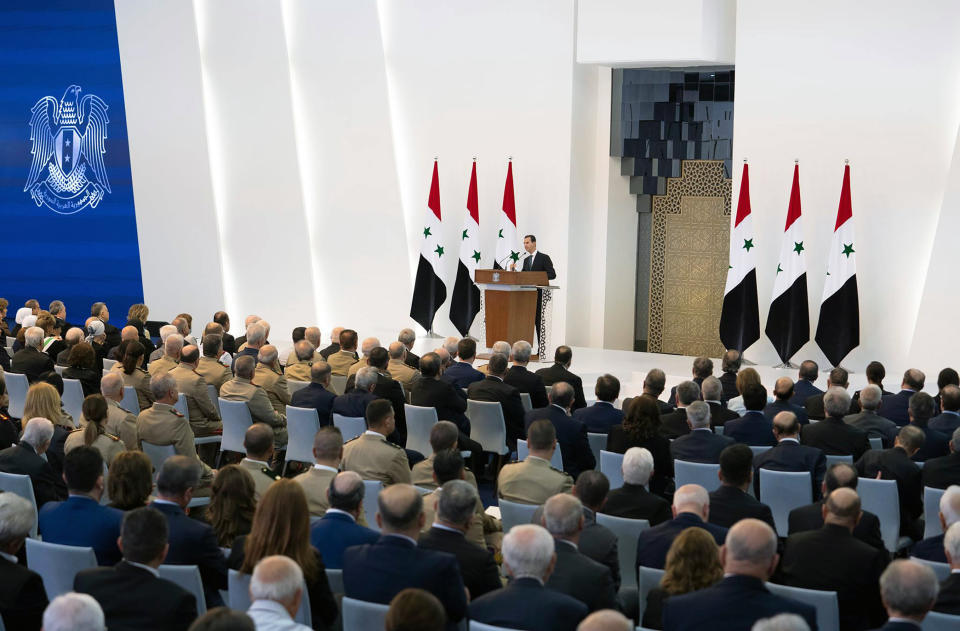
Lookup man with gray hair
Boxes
[703,375,739,427]
[247,555,311,631]
[670,400,734,464]
[79,371,137,450]
[505,340,548,409]
[148,324,178,362]
[523,381,595,478]
[330,365,379,419]
[603,447,671,525]
[236,321,268,362]
[881,368,927,426]
[57,325,86,366]
[11,325,55,382]
[663,519,817,630]
[284,326,322,368]
[661,380,701,438]
[221,355,288,445]
[878,559,940,627]
[801,386,869,459]
[0,492,48,627]
[636,484,727,569]
[912,484,960,563]
[255,344,291,415]
[284,339,317,382]
[478,340,513,376]
[320,326,347,360]
[804,366,849,421]
[0,417,66,506]
[42,593,105,631]
[750,614,811,631]
[923,426,960,490]
[443,336,460,360]
[397,327,419,368]
[147,333,183,377]
[469,524,587,631]
[387,340,421,391]
[844,383,898,447]
[934,521,960,613]
[346,336,382,381]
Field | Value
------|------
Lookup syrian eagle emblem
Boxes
[24,85,111,215]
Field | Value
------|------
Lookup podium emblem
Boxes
[492,272,500,282]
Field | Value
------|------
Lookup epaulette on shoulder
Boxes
[171,409,184,418]
[385,440,403,450]
[344,435,361,445]
[549,465,566,474]
[106,433,120,442]
[262,467,281,481]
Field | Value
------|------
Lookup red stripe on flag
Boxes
[467,161,479,223]
[835,164,852,231]
[734,163,751,228]
[784,164,802,231]
[502,161,517,226]
[428,160,442,221]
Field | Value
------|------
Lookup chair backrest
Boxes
[285,406,321,465]
[341,597,389,631]
[55,365,65,376]
[924,486,947,539]
[103,358,117,371]
[287,379,309,395]
[868,436,883,450]
[219,398,253,454]
[0,471,38,538]
[596,513,649,591]
[332,414,366,443]
[637,565,666,622]
[404,404,439,457]
[100,462,111,506]
[362,479,383,531]
[120,385,140,414]
[599,450,625,489]
[6,372,28,418]
[674,460,722,492]
[25,539,97,599]
[325,568,344,594]
[229,569,312,625]
[748,445,770,456]
[158,565,207,615]
[517,439,563,470]
[587,432,606,467]
[174,393,189,417]
[714,425,725,436]
[466,399,509,455]
[61,378,85,424]
[923,610,960,630]
[858,477,902,552]
[141,441,177,479]
[470,622,517,631]
[824,454,853,467]
[766,582,839,631]
[330,374,348,395]
[207,384,220,415]
[498,498,539,533]
[758,469,812,537]
[910,556,951,582]
[519,392,533,412]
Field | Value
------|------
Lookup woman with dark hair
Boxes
[607,394,673,497]
[107,450,154,510]
[934,367,959,414]
[113,340,153,410]
[228,480,337,630]
[642,527,723,629]
[208,465,256,547]
[65,394,125,465]
[63,341,101,396]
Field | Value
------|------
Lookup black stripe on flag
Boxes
[409,254,447,331]
[815,275,860,367]
[450,260,481,336]
[765,274,810,364]
[719,269,760,352]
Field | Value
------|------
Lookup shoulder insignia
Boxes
[344,435,361,445]
[385,440,403,450]
[549,465,566,474]
[106,433,120,441]
[261,467,282,481]
[171,409,184,418]
[68,428,83,434]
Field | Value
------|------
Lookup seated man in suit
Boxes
[148,456,227,608]
[38,446,123,566]
[764,377,809,426]
[876,559,941,630]
[667,356,712,407]
[469,524,587,631]
[246,556,313,631]
[0,493,48,630]
[569,471,620,590]
[235,320,268,361]
[536,346,586,411]
[787,462,885,551]
[661,380,700,439]
[881,368,926,426]
[467,353,526,448]
[293,426,342,517]
[290,360,336,427]
[309,471,378,568]
[523,382,595,478]
[924,427,960,490]
[802,386,869,459]
[723,383,775,446]
[912,484,960,564]
[498,419,573,505]
[636,484,727,570]
[397,328,420,368]
[662,519,817,631]
[931,384,960,435]
[11,326,55,383]
[789,360,822,407]
[754,411,827,499]
[441,338,484,390]
[702,376,738,428]
[317,326,343,360]
[856,424,924,539]
[845,384,899,448]
[411,352,482,463]
[283,339,316,383]
[718,349,741,403]
[935,522,960,614]
[387,341,421,392]
[908,391,951,462]
[805,367,848,421]
[671,400,733,464]
[636,368,673,415]
[326,328,360,376]
[220,355,288,446]
[602,446,671,525]
[342,399,411,485]
[709,444,775,530]
[343,484,467,626]
[42,593,106,631]
[573,374,624,434]
[505,340,549,410]
[332,365,378,418]
[0,417,67,507]
[74,507,198,631]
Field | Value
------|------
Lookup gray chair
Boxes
[25,539,97,599]
[56,365,65,376]
[333,414,365,443]
[587,432,606,468]
[284,406,321,473]
[466,400,510,457]
[516,439,563,470]
[674,460,722,492]
[6,372,28,419]
[61,378,85,426]
[140,441,176,480]
[749,445,770,456]
[103,358,117,371]
[0,472,37,538]
[218,398,253,463]
[499,498,539,534]
[766,582,839,631]
[287,379,309,395]
[858,477,906,552]
[362,479,383,531]
[158,564,207,615]
[758,469,812,537]
[330,374,348,396]
[599,450,624,489]
[868,436,883,450]
[911,556,951,581]
[325,568,344,594]
[519,392,532,413]
[637,565,665,622]
[207,384,220,415]
[120,385,140,414]
[824,454,853,468]
[404,404,438,457]
[341,597,389,631]
[714,425,725,436]
[923,611,960,630]
[596,513,649,591]
[924,486,947,539]
[174,393,189,417]
[228,569,312,625]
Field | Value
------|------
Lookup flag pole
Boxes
[425,155,442,338]
[736,157,759,367]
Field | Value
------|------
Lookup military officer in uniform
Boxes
[347,337,381,382]
[293,426,343,516]
[79,372,138,451]
[412,421,479,489]
[387,341,421,393]
[497,419,573,504]
[327,329,360,376]
[220,355,288,446]
[170,345,222,437]
[284,340,316,382]
[284,327,323,368]
[254,345,290,415]
[196,333,232,392]
[342,399,410,485]
[66,395,125,466]
[238,423,281,500]
[147,333,183,377]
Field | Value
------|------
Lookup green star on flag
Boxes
[793,241,805,255]
[497,229,504,239]
[842,243,854,258]
[471,250,481,263]
[776,263,783,274]
[509,250,520,263]
[423,226,432,238]
[434,244,444,257]
[461,229,469,240]
[742,238,754,252]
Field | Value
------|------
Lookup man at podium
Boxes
[510,234,556,346]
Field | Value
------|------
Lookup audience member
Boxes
[636,484,727,570]
[907,391,950,461]
[187,607,254,631]
[67,394,125,465]
[11,326,55,382]
[148,333,183,377]
[196,334,232,391]
[420,450,486,546]
[881,369,926,426]
[387,340,421,391]
[719,350,741,402]
[638,368,673,415]
[308,471,378,568]
[386,588,446,631]
[255,344,291,416]
[56,325,85,366]
[505,340,549,409]
[801,387,869,458]
[290,360,336,426]
[411,352,482,462]
[412,421,477,489]
[726,368,764,416]
[642,527,723,630]
[876,559,940,629]
[606,395,673,497]
[346,336,382,381]
[349,346,409,447]
[170,345,222,437]
[331,365,378,417]
[467,353,526,447]
[702,375,739,427]
[92,372,138,450]
[0,493,47,630]
[64,341,101,396]
[573,374,624,433]
[245,555,313,631]
[116,340,153,410]
[397,328,419,368]
[0,417,66,506]
[24,381,73,477]
[804,367,849,421]
[441,338,484,389]
[498,419,573,504]
[845,384,899,448]
[911,484,960,563]
[602,447,671,525]
[710,444,775,530]
[239,423,280,500]
[660,380,701,439]
[569,470,621,588]
[342,399,411,485]
[856,424,924,539]
[237,321,268,360]
[318,326,345,360]
[764,377,809,426]
[524,381,595,478]
[221,355,288,445]
[754,411,826,499]
[106,450,154,511]
[790,360,822,407]
[750,614,811,631]
[670,400,733,463]
[934,521,960,614]
[667,356,713,407]
[41,592,105,631]
[536,345,587,410]
[931,384,960,434]
[724,383,775,446]
[207,464,256,547]
[924,427,960,490]
[293,426,342,516]
[148,324,177,363]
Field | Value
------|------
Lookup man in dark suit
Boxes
[0,493,47,631]
[397,328,419,369]
[881,368,926,426]
[856,425,924,539]
[912,485,960,564]
[212,311,234,354]
[788,462,885,551]
[778,488,888,630]
[851,361,893,406]
[11,326,55,383]
[661,380,700,439]
[702,376,739,427]
[516,235,557,346]
[662,518,817,631]
[931,385,960,435]
[75,507,197,631]
[709,444,775,530]
[344,484,467,626]
[875,559,942,630]
[723,383,775,446]
[0,418,67,508]
[505,340,549,410]
[411,352,483,465]
[149,456,227,608]
[602,446,672,526]
[719,349,741,402]
[469,523,587,631]
[317,326,343,359]
[907,391,950,462]
[789,360,823,407]
[636,484,727,570]
[637,368,674,415]
[671,400,733,464]
[38,447,123,566]
[764,377,810,425]
[570,471,620,589]
[845,384,899,448]
[802,387,870,459]
[467,353,526,447]
[441,338,484,390]
[667,357,712,407]
[536,346,586,411]
[805,366,849,421]
[332,366,378,417]
[573,374,624,434]
[309,471,378,569]
[90,302,122,350]
[923,427,960,490]
[524,382,595,478]
[754,411,827,499]
[346,347,408,447]
[934,522,960,614]
[290,360,337,426]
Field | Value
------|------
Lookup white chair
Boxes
[517,439,563,470]
[519,392,533,412]
[173,393,189,417]
[470,623,516,631]
[362,479,383,531]
[218,399,253,464]
[868,436,883,450]
[766,583,839,631]
[103,358,117,371]
[0,472,38,538]
[466,400,510,457]
[637,565,665,622]
[325,568,344,594]
[158,565,207,615]
[923,611,960,630]
[341,597,389,631]
[924,486,947,538]
[674,460,722,492]
[6,372,28,418]
[596,513,649,591]
[911,556,951,581]
[499,498,539,533]
[100,463,110,506]
[333,414,366,442]
[587,432,606,468]
[758,469,812,537]
[25,539,97,599]
[858,477,906,552]
[229,569,311,625]
[404,404,438,457]
[287,379,309,395]
[207,384,220,415]
[61,378,85,425]
[824,454,853,467]
[141,441,176,479]
[55,365,65,376]
[714,425,725,436]
[599,450,624,489]
[330,374,348,395]
[284,406,321,474]
[120,385,140,414]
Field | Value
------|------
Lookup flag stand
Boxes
[773,361,799,369]
[740,356,758,366]
[425,329,443,339]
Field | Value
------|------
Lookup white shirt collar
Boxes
[249,599,295,620]
[943,410,960,416]
[779,437,800,444]
[557,539,578,550]
[705,399,721,405]
[126,560,160,577]
[324,508,356,522]
[885,618,921,628]
[152,498,180,507]
[364,430,386,439]
[0,550,17,564]
[693,427,713,433]
[313,464,338,473]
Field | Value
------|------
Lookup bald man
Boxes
[386,341,420,392]
[881,368,926,426]
[254,345,290,415]
[347,337,381,380]
[522,381,595,478]
[308,471,377,568]
[763,377,809,425]
[577,610,632,631]
[636,484,727,570]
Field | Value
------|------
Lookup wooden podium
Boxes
[475,269,549,346]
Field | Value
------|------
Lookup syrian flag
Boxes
[719,163,760,352]
[409,160,447,332]
[815,164,859,366]
[450,160,482,336]
[765,164,809,364]
[494,160,521,269]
